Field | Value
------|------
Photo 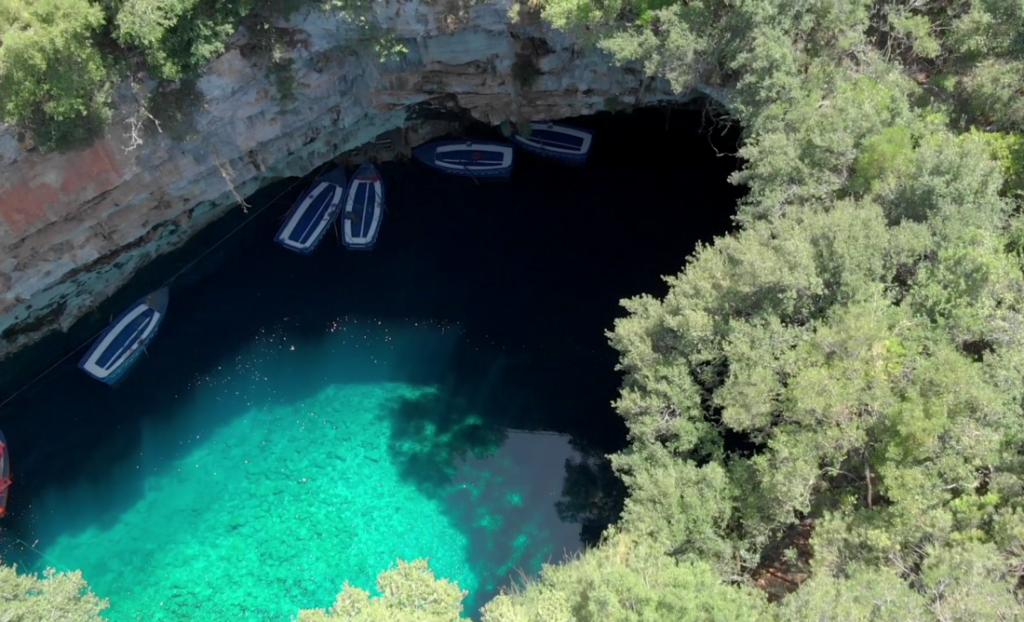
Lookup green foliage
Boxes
[603,121,1024,598]
[0,564,109,621]
[480,532,770,622]
[321,0,409,62]
[973,129,1024,196]
[0,0,317,149]
[110,0,306,80]
[948,0,1024,61]
[732,58,922,222]
[886,8,941,60]
[268,57,297,101]
[241,22,308,102]
[945,0,1024,131]
[13,0,1024,619]
[872,123,1010,227]
[779,565,931,622]
[0,0,111,151]
[958,59,1024,131]
[515,0,1024,618]
[295,559,469,622]
[597,3,710,93]
[849,126,916,197]
[112,0,234,80]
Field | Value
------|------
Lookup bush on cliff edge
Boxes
[0,0,308,151]
[0,0,111,150]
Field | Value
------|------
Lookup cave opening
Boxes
[0,103,743,620]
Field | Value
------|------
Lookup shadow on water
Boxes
[385,388,510,496]
[380,346,627,611]
[1,316,467,550]
[0,105,742,616]
[382,368,587,612]
[0,178,323,546]
[555,440,628,546]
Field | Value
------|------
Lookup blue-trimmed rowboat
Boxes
[78,288,169,386]
[274,167,347,254]
[342,163,385,250]
[412,140,514,178]
[510,121,594,164]
[0,429,9,518]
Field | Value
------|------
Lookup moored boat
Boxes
[510,121,593,164]
[412,140,514,178]
[342,163,385,250]
[274,167,348,254]
[78,288,170,385]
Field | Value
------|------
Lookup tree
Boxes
[5,0,1024,618]
[0,564,108,622]
[525,0,1024,611]
[112,0,247,80]
[947,0,1024,131]
[480,532,770,622]
[295,559,469,622]
[293,0,1024,617]
[605,123,1024,579]
[0,0,111,151]
[0,0,310,150]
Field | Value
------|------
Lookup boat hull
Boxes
[511,122,593,164]
[78,288,170,386]
[343,163,385,250]
[274,167,348,255]
[412,140,514,178]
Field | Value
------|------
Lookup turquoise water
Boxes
[21,319,580,621]
[0,109,744,621]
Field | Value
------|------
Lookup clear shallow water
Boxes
[0,109,742,620]
[20,320,578,620]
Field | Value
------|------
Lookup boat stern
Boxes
[352,162,381,182]
[146,287,170,314]
[318,166,348,189]
[411,143,437,166]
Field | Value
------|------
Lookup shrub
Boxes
[0,0,112,151]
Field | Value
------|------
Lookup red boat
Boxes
[0,430,10,517]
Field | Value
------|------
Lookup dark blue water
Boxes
[0,107,742,619]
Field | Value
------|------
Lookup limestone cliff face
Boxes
[0,1,706,359]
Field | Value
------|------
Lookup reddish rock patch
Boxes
[0,141,121,236]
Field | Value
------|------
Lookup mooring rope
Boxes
[156,162,328,289]
[0,533,72,573]
[0,164,326,413]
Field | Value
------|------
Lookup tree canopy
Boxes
[492,0,1024,617]
[0,565,108,621]
[5,0,1024,620]
[295,560,470,622]
[512,0,1024,619]
[0,0,308,150]
[0,0,111,150]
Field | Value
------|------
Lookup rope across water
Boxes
[0,165,327,413]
